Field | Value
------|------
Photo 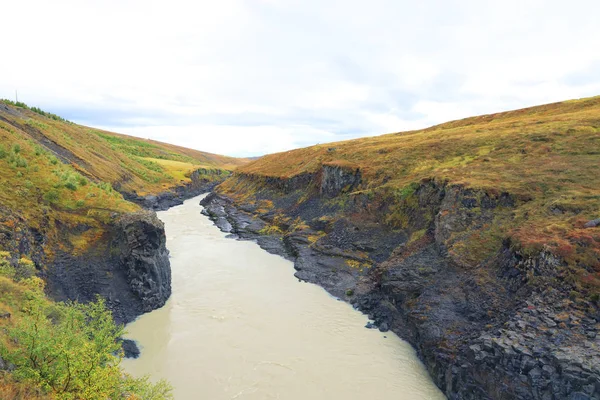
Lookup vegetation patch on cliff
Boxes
[0,253,172,399]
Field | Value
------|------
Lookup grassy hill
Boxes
[0,99,248,253]
[0,100,249,398]
[209,95,600,398]
[220,95,600,293]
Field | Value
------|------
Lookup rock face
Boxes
[320,164,361,197]
[122,168,227,211]
[44,210,171,324]
[113,211,171,313]
[201,173,600,400]
[3,169,219,325]
[584,218,600,228]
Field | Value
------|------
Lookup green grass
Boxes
[0,253,172,399]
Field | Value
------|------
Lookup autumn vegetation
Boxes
[0,252,172,399]
[0,99,248,253]
[0,100,249,397]
[220,96,600,297]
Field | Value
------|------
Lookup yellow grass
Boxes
[221,95,600,292]
[0,100,249,255]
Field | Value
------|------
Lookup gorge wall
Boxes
[0,167,229,325]
[201,165,600,400]
[0,207,171,325]
[121,167,229,211]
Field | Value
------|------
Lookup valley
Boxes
[0,96,598,399]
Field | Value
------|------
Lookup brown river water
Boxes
[122,195,445,400]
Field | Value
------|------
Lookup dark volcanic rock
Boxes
[122,168,227,211]
[584,218,600,228]
[320,164,361,197]
[200,182,600,400]
[119,338,141,359]
[113,211,171,313]
[45,210,171,325]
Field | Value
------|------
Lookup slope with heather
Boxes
[203,96,600,399]
[0,100,249,324]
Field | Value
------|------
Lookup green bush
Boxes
[0,253,16,279]
[14,257,36,281]
[64,181,78,191]
[2,296,172,399]
[0,144,6,159]
[0,249,173,399]
[9,153,28,168]
[75,200,85,208]
[12,144,21,154]
[43,189,60,204]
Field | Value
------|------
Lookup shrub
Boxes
[97,182,113,193]
[0,253,15,279]
[16,157,27,168]
[75,200,85,208]
[64,181,78,191]
[43,190,60,204]
[12,144,21,154]
[0,145,6,159]
[3,296,173,399]
[14,257,36,281]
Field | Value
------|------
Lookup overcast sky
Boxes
[2,0,600,157]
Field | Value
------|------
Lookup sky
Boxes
[2,0,600,157]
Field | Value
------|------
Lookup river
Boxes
[122,195,445,400]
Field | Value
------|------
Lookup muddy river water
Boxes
[122,195,445,399]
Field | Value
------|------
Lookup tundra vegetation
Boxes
[220,96,600,298]
[0,100,249,396]
[0,99,247,253]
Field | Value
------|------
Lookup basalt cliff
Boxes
[0,100,248,323]
[201,96,600,399]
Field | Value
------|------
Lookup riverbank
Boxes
[201,191,600,400]
[122,195,445,399]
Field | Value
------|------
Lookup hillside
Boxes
[0,100,251,398]
[204,95,600,399]
[0,99,248,252]
[222,96,600,291]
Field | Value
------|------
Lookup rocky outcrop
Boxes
[112,211,171,313]
[584,219,600,228]
[44,210,171,325]
[122,168,228,211]
[320,164,361,197]
[201,173,600,400]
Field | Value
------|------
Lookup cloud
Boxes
[1,0,599,156]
